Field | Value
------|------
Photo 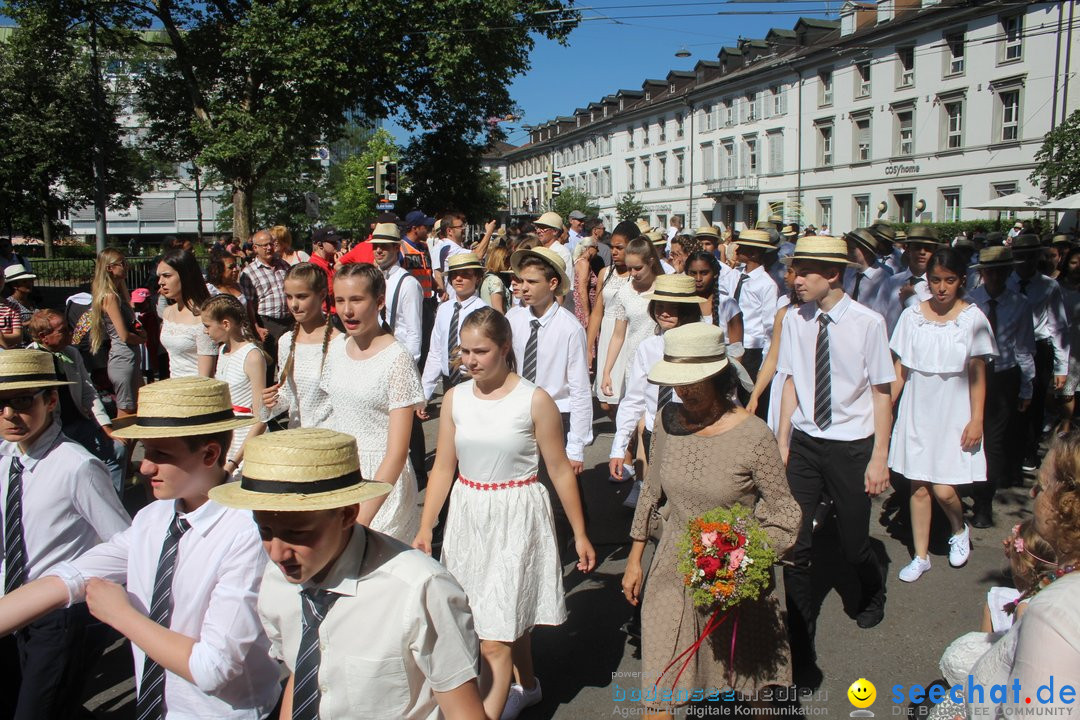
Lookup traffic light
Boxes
[550,170,562,197]
[384,162,398,197]
[366,164,379,194]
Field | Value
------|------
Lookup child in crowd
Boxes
[420,253,489,407]
[600,237,662,409]
[726,229,781,380]
[685,250,743,356]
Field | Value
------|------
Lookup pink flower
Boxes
[728,547,746,571]
[701,531,718,549]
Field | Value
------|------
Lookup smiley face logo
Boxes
[847,678,876,709]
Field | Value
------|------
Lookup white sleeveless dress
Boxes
[214,342,261,472]
[594,269,630,403]
[269,330,333,428]
[323,335,424,542]
[441,378,567,641]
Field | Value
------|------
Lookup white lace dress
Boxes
[160,317,218,378]
[594,269,630,403]
[888,303,997,484]
[215,342,261,468]
[610,280,659,387]
[268,330,333,429]
[323,335,423,542]
[440,378,567,641]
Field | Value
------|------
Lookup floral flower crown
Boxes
[1009,523,1057,566]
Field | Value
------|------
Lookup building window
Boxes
[701,143,715,180]
[658,117,667,142]
[642,122,650,146]
[896,110,914,156]
[746,137,758,175]
[602,167,612,196]
[819,70,833,107]
[854,117,871,161]
[643,159,651,188]
[944,100,963,149]
[999,89,1020,141]
[945,31,965,75]
[659,155,668,186]
[723,141,736,177]
[704,105,714,131]
[897,46,915,88]
[817,124,833,166]
[768,131,784,174]
[772,85,787,115]
[855,61,871,98]
[854,195,871,227]
[627,160,636,190]
[724,100,735,126]
[676,113,684,138]
[675,152,685,183]
[1002,15,1022,62]
[941,188,961,221]
[818,198,833,231]
[628,127,635,150]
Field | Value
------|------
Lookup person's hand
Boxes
[898,284,916,304]
[574,535,597,573]
[569,460,584,475]
[864,457,891,496]
[961,420,983,451]
[777,441,790,466]
[609,457,625,481]
[622,560,643,606]
[262,383,280,410]
[416,406,430,421]
[1055,374,1067,391]
[745,394,760,416]
[412,528,433,556]
[587,344,596,367]
[85,579,134,628]
[255,325,269,341]
[601,374,613,397]
[1018,398,1031,412]
[484,219,497,235]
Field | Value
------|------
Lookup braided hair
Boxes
[686,250,723,325]
[279,263,333,387]
[200,294,271,365]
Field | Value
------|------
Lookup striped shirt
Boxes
[239,257,290,320]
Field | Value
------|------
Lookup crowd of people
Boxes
[0,205,1076,719]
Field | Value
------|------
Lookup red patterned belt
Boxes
[457,474,538,491]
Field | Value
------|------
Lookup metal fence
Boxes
[31,257,162,290]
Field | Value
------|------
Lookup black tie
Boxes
[292,589,340,720]
[523,319,540,382]
[734,273,749,302]
[909,275,924,286]
[447,302,462,385]
[852,272,865,302]
[987,297,999,336]
[814,314,832,430]
[136,513,191,720]
[4,458,26,595]
[658,385,673,413]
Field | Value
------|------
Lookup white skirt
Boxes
[360,450,420,544]
[595,314,628,403]
[441,480,567,641]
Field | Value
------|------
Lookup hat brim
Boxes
[641,290,702,304]
[734,240,778,251]
[845,233,882,258]
[781,253,857,267]
[447,263,485,273]
[1009,246,1042,255]
[510,249,571,296]
[209,477,392,512]
[647,358,730,387]
[0,379,74,392]
[904,238,945,247]
[5,274,35,282]
[369,237,401,245]
[696,233,720,240]
[112,414,257,440]
[970,260,1022,269]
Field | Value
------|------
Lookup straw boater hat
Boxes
[868,221,897,245]
[1011,233,1044,254]
[635,219,653,235]
[781,225,798,239]
[446,252,484,273]
[510,246,571,296]
[646,229,666,246]
[767,213,784,225]
[112,377,256,439]
[894,230,908,242]
[1051,233,1075,246]
[369,223,401,244]
[0,350,74,392]
[534,211,564,230]
[904,224,944,246]
[953,235,977,250]
[641,274,701,304]
[781,235,857,266]
[970,246,1022,269]
[845,228,885,258]
[734,228,778,251]
[695,225,720,240]
[3,264,36,284]
[647,322,730,387]
[209,428,392,511]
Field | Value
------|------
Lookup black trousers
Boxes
[738,348,766,416]
[258,314,292,371]
[1020,340,1055,463]
[0,603,112,720]
[977,366,1022,508]
[783,430,883,668]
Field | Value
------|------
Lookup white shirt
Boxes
[843,263,893,322]
[437,239,468,274]
[258,527,479,720]
[506,303,593,461]
[383,265,423,363]
[610,335,682,459]
[881,267,933,335]
[567,228,584,254]
[777,295,896,441]
[969,286,1037,400]
[47,498,280,719]
[546,240,573,273]
[0,423,129,589]
[723,265,780,349]
[1008,271,1071,376]
[421,294,489,400]
[660,259,676,275]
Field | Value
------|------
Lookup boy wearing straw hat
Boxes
[0,349,130,718]
[843,228,895,320]
[420,253,489,406]
[727,229,782,382]
[212,428,484,720]
[880,224,944,333]
[0,376,282,719]
[506,247,592,474]
[370,222,424,364]
[968,247,1036,527]
[775,237,896,686]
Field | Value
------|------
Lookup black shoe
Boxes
[972,505,994,529]
[792,663,823,694]
[856,591,885,629]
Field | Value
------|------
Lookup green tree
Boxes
[553,188,599,220]
[115,0,577,241]
[1031,109,1080,198]
[615,191,647,223]
[328,128,400,232]
[401,127,505,221]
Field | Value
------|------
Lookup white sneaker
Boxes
[949,525,971,567]
[500,678,542,720]
[898,556,932,582]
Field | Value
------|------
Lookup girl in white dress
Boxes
[414,307,596,720]
[600,236,664,401]
[587,223,634,408]
[890,248,997,582]
[201,294,269,478]
[157,249,217,378]
[261,263,337,428]
[324,263,424,542]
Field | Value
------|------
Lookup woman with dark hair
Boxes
[890,247,997,583]
[621,322,800,714]
[587,221,635,410]
[157,249,217,377]
[600,236,664,400]
[685,250,744,356]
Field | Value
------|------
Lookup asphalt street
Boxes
[80,401,1036,719]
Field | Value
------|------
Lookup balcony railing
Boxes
[703,176,760,194]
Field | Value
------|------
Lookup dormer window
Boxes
[670,82,676,93]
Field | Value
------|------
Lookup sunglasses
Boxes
[0,389,47,413]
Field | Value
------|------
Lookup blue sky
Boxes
[391,1,839,144]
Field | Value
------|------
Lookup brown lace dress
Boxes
[630,409,801,707]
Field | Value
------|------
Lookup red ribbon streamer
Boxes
[653,606,741,697]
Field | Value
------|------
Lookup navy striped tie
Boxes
[813,314,833,430]
[4,458,26,595]
[523,319,540,382]
[292,589,339,720]
[447,302,462,385]
[136,513,190,720]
